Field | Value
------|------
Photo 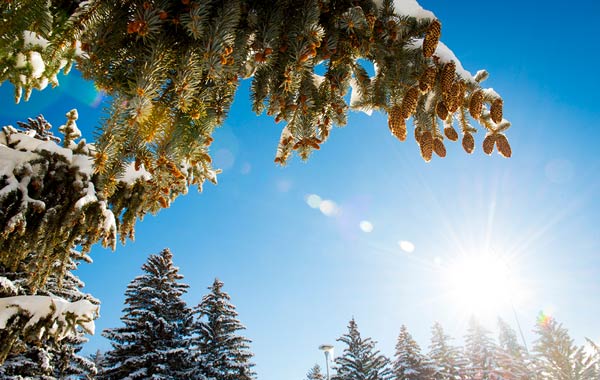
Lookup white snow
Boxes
[23,31,49,48]
[7,133,73,161]
[120,163,152,184]
[29,51,45,79]
[408,39,474,82]
[72,154,94,176]
[99,201,117,239]
[372,0,435,20]
[312,73,326,88]
[0,276,17,295]
[0,295,99,338]
[74,182,98,209]
[349,78,373,116]
[15,53,27,68]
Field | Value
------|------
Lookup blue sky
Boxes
[1,1,599,379]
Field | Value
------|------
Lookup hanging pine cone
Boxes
[414,127,422,145]
[388,104,406,141]
[420,130,433,162]
[444,126,459,141]
[419,66,437,93]
[495,133,512,158]
[435,101,448,120]
[401,86,420,118]
[440,61,456,96]
[447,81,464,112]
[433,138,446,157]
[469,90,484,119]
[490,98,503,123]
[462,132,475,154]
[423,19,441,58]
[482,133,497,155]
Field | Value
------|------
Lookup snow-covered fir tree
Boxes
[532,314,597,380]
[100,248,193,380]
[190,278,255,380]
[333,318,392,380]
[0,252,98,379]
[392,325,431,380]
[428,322,463,380]
[305,363,326,380]
[495,318,531,380]
[463,317,500,380]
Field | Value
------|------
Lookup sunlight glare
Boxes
[444,252,518,318]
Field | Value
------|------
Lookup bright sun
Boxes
[443,252,520,319]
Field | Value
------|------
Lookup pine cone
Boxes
[482,133,497,155]
[419,66,437,93]
[490,98,503,123]
[401,86,420,118]
[436,101,448,120]
[420,131,433,162]
[447,81,464,112]
[462,132,474,154]
[469,90,484,119]
[423,20,441,58]
[440,61,456,96]
[414,127,422,145]
[444,126,459,141]
[495,133,512,158]
[433,138,446,158]
[388,105,406,141]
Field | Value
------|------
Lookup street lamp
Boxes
[319,344,334,380]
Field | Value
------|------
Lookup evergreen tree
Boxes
[0,1,513,292]
[100,248,193,380]
[191,278,255,380]
[393,325,431,380]
[333,318,391,380]
[495,318,531,380]
[0,252,98,378]
[428,322,463,380]
[463,317,500,380]
[532,314,597,380]
[306,363,326,380]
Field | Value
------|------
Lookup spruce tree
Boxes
[495,318,531,380]
[333,318,391,380]
[191,278,255,380]
[306,363,326,380]
[532,315,597,380]
[393,325,431,380]
[0,253,98,378]
[101,248,193,380]
[428,322,462,380]
[463,317,500,380]
[1,1,513,290]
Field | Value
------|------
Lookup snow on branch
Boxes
[0,296,98,337]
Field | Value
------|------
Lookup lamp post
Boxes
[318,344,334,380]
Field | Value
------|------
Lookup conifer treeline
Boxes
[306,317,599,380]
[98,248,255,380]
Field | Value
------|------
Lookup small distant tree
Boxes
[333,318,391,380]
[393,325,432,380]
[532,314,597,380]
[495,318,531,380]
[306,363,326,380]
[428,322,463,380]
[463,317,500,380]
[100,248,193,379]
[191,278,255,380]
